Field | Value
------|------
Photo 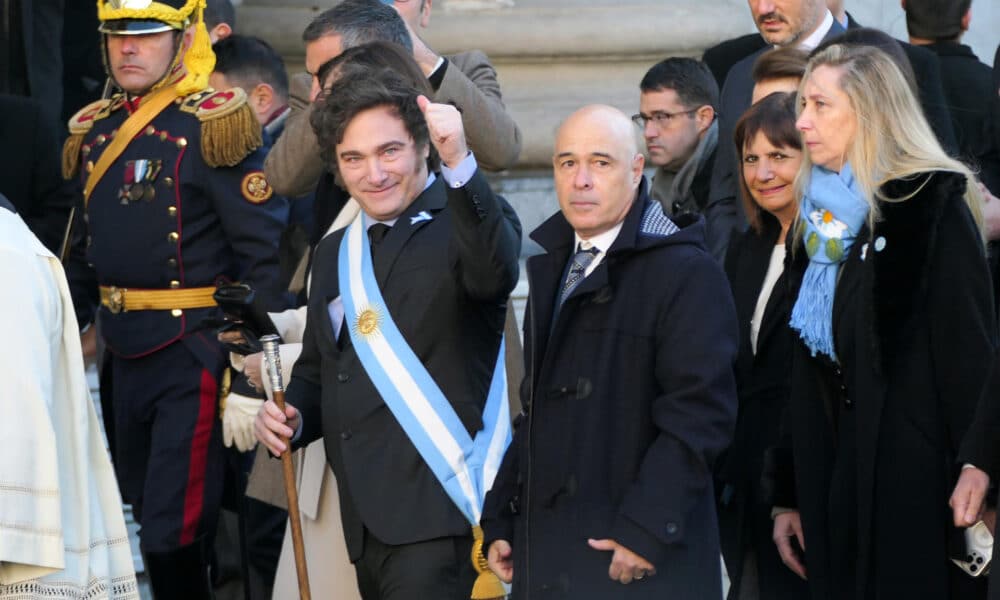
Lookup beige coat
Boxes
[263,51,522,197]
[0,207,138,598]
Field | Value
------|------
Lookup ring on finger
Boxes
[635,571,645,580]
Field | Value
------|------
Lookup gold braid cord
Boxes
[181,87,262,167]
[470,525,506,600]
[62,97,116,179]
[62,134,85,180]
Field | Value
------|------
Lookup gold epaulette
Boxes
[62,95,124,179]
[179,87,263,168]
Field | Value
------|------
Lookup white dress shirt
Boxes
[573,221,625,279]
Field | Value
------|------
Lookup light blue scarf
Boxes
[789,162,869,360]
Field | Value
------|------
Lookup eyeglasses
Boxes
[631,109,699,129]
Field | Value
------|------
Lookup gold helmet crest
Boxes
[96,0,215,95]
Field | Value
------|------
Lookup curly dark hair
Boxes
[310,66,437,183]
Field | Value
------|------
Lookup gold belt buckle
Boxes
[106,286,125,314]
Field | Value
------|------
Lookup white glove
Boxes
[222,392,265,452]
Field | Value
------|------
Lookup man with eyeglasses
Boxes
[634,58,719,225]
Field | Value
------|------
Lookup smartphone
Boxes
[951,521,993,577]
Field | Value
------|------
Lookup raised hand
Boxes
[416,95,468,169]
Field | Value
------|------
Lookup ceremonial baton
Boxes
[261,335,312,600]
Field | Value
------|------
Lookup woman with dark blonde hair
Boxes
[774,43,993,599]
[718,91,808,600]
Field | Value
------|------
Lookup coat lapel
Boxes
[372,177,447,285]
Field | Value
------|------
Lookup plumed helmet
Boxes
[98,0,190,34]
[97,0,216,95]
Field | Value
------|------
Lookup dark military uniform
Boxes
[65,84,288,570]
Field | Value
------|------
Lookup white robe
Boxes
[0,208,138,599]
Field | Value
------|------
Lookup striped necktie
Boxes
[559,243,601,305]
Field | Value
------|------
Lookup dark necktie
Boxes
[559,244,601,305]
[368,223,392,259]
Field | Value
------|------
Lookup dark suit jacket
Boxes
[702,33,767,90]
[0,94,75,254]
[923,41,1000,194]
[288,170,521,561]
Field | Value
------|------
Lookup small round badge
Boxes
[241,171,273,204]
[874,236,887,252]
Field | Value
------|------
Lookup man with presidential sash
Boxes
[62,0,288,596]
[254,67,521,599]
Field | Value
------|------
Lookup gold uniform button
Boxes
[168,232,179,243]
[81,146,91,156]
[171,309,183,317]
[85,161,94,173]
[163,177,174,188]
[167,206,177,217]
[145,125,156,136]
[160,131,168,141]
[167,258,177,268]
[176,137,188,148]
[169,280,180,289]
[95,134,107,145]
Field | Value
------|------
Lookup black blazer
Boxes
[718,220,808,599]
[720,220,793,488]
[702,33,768,90]
[288,170,521,560]
[923,41,1000,194]
[0,94,75,253]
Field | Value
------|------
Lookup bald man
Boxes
[480,105,739,599]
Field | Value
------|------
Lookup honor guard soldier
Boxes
[62,0,288,596]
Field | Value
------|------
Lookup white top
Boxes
[574,221,624,278]
[750,244,787,354]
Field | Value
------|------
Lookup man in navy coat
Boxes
[481,105,739,599]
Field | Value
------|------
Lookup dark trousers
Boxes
[111,339,225,553]
[354,528,476,600]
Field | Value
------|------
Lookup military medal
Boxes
[120,159,163,204]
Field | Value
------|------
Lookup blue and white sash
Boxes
[337,210,510,525]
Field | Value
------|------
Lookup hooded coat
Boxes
[482,181,739,599]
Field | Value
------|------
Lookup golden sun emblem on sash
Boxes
[353,306,382,339]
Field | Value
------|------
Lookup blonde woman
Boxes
[773,44,994,599]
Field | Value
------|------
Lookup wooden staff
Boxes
[261,335,312,599]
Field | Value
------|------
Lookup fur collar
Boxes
[869,171,968,371]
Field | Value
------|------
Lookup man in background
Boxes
[264,0,522,201]
[903,0,1000,194]
[635,58,719,221]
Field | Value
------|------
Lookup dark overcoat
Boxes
[482,184,739,599]
[784,172,996,600]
